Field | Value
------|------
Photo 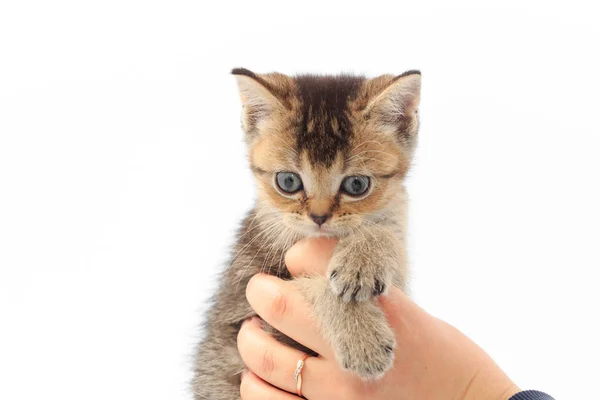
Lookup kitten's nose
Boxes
[309,213,330,226]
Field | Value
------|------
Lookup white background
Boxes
[1,1,599,399]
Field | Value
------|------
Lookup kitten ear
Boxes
[364,71,421,137]
[231,68,289,134]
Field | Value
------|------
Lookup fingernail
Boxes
[248,274,278,295]
[242,316,257,326]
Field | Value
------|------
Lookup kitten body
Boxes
[193,69,421,399]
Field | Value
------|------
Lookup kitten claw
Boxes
[351,285,361,302]
[328,262,392,302]
[335,331,396,380]
[339,285,348,298]
[373,280,386,296]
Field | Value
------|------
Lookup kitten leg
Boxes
[193,325,244,400]
[293,276,396,380]
[328,227,405,303]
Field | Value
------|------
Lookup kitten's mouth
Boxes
[288,219,341,238]
[307,224,338,237]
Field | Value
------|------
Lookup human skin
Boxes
[237,238,521,400]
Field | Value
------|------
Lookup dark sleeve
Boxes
[509,390,555,399]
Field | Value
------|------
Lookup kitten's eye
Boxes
[276,172,303,194]
[341,176,370,196]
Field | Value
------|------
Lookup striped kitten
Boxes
[193,68,421,399]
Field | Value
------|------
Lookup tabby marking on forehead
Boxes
[294,75,366,167]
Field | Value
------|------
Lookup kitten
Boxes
[193,68,421,399]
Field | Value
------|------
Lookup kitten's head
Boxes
[233,68,421,238]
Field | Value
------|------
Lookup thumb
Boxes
[285,237,337,277]
[379,286,431,332]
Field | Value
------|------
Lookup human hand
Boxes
[237,238,520,400]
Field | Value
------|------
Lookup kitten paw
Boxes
[334,324,396,380]
[328,254,392,302]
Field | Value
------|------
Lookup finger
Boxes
[246,274,332,357]
[240,370,299,400]
[285,237,337,277]
[237,316,329,399]
[378,285,429,331]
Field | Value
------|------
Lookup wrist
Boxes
[462,359,519,400]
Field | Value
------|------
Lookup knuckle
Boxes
[258,347,275,378]
[268,290,290,321]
